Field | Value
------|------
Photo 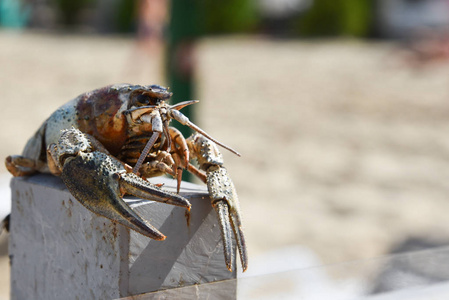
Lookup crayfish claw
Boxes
[214,200,234,271]
[208,166,248,272]
[187,133,247,272]
[53,127,191,241]
[229,202,248,272]
[60,151,167,240]
[119,172,191,209]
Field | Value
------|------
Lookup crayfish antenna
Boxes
[171,100,199,111]
[186,121,241,157]
[169,109,241,157]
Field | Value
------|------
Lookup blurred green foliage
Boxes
[115,0,137,33]
[40,0,374,38]
[197,0,258,35]
[51,0,257,34]
[52,0,94,26]
[296,0,373,37]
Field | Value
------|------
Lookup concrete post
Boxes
[9,174,236,300]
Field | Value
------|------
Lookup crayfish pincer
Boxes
[5,84,247,272]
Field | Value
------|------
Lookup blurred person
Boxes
[136,0,168,56]
[125,0,169,82]
[397,28,449,68]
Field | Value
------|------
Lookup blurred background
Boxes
[2,0,449,298]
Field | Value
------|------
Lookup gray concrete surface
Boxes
[9,174,235,300]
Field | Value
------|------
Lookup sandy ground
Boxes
[1,30,449,298]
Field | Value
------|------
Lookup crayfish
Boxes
[6,84,247,272]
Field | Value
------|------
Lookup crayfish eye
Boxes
[136,94,151,105]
